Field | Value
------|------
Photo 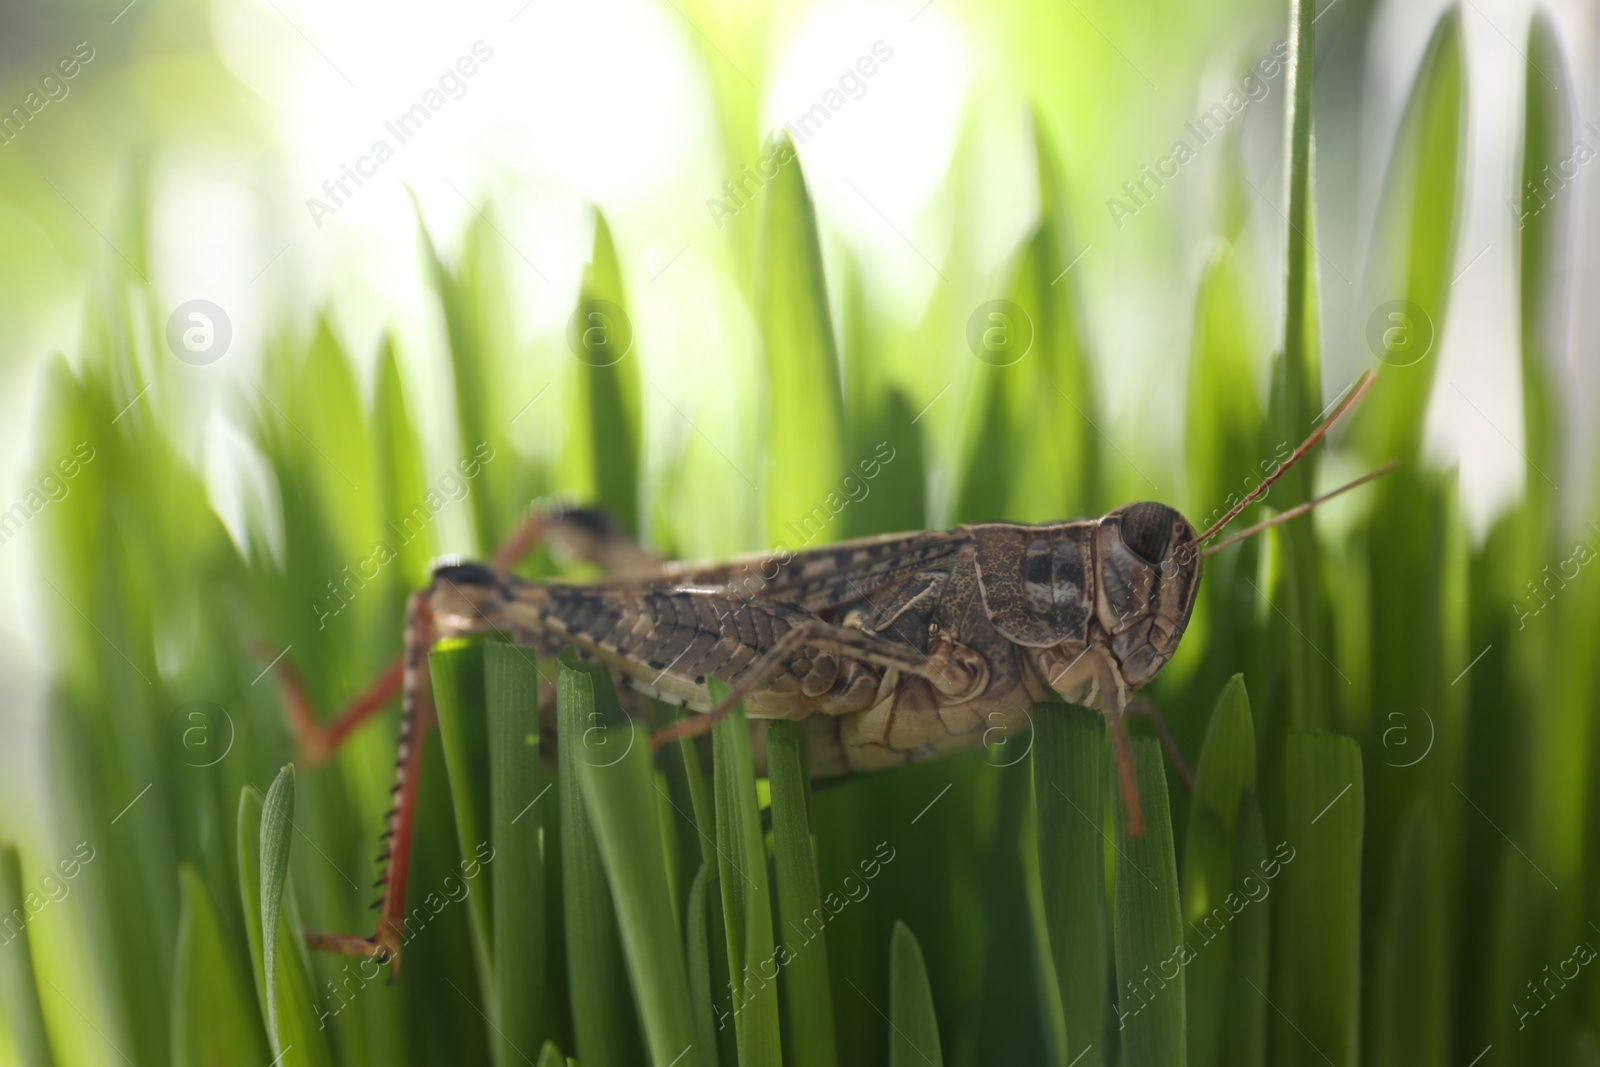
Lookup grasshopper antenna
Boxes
[1201,460,1399,557]
[1196,369,1377,546]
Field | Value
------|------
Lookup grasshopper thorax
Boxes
[966,501,1200,705]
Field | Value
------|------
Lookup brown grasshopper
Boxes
[268,372,1389,971]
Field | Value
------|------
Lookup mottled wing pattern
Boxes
[641,530,969,613]
[964,521,1097,648]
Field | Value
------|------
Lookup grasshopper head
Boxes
[1094,502,1201,687]
[429,561,511,632]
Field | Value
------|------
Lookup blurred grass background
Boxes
[0,0,1595,1063]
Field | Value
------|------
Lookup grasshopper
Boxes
[268,371,1389,971]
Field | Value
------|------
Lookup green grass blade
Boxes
[260,764,295,1049]
[371,335,434,585]
[956,119,1097,523]
[686,865,723,1067]
[659,701,714,908]
[677,719,717,872]
[487,642,546,1063]
[0,845,59,1067]
[566,211,642,535]
[1032,703,1108,1067]
[888,921,943,1067]
[237,787,268,1022]
[1351,8,1464,466]
[1371,796,1446,1067]
[415,206,497,549]
[537,1040,568,1067]
[755,132,844,546]
[1518,9,1576,368]
[172,864,270,1067]
[571,674,702,1067]
[1218,789,1270,1067]
[767,718,838,1067]
[711,682,783,1065]
[1272,731,1362,1066]
[1278,0,1317,433]
[1182,675,1256,1067]
[1517,14,1583,928]
[1263,0,1331,733]
[246,769,334,1067]
[1184,243,1265,527]
[1114,738,1187,1067]
[431,639,496,996]
[557,653,643,1067]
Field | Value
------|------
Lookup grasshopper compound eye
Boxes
[1117,501,1176,566]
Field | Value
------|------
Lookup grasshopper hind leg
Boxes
[259,505,661,767]
[304,588,436,974]
[1125,695,1195,794]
